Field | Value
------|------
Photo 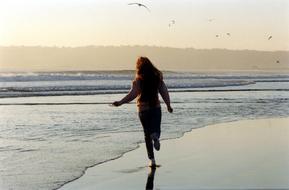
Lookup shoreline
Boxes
[59,117,289,190]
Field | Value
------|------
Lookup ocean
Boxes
[0,71,289,190]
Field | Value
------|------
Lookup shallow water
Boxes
[0,73,289,190]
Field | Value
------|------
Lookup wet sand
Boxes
[59,118,289,190]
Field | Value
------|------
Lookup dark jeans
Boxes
[138,107,161,159]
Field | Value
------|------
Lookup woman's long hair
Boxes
[135,57,163,106]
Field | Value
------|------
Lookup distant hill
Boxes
[0,46,288,72]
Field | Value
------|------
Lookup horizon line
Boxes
[1,69,289,74]
[0,45,288,52]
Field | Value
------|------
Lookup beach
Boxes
[1,72,289,190]
[1,0,289,189]
[59,117,289,190]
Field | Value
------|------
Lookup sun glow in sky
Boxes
[0,0,288,50]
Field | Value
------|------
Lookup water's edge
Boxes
[55,116,287,190]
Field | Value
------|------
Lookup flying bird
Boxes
[128,3,150,12]
[276,60,280,63]
[268,36,272,40]
[226,33,230,36]
[215,35,219,38]
[168,20,176,27]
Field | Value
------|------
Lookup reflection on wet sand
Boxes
[146,167,156,190]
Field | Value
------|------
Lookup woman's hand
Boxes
[112,101,121,107]
[167,105,173,113]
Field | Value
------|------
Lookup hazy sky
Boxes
[0,0,288,50]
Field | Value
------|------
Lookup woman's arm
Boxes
[112,81,138,106]
[159,80,173,113]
